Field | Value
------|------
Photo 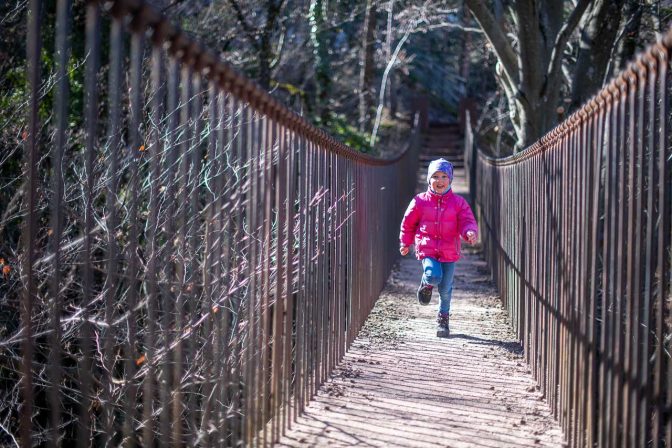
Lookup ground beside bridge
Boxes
[275,125,565,447]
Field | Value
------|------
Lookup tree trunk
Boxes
[465,0,593,150]
[358,0,376,132]
[389,72,398,118]
[459,3,472,97]
[570,0,626,110]
[613,0,643,73]
[309,0,331,124]
[385,0,396,118]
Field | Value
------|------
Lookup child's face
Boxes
[430,172,451,194]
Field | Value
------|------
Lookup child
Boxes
[399,158,478,337]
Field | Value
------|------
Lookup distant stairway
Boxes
[416,122,464,192]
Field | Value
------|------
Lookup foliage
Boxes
[319,113,375,154]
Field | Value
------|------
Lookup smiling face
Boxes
[429,171,451,194]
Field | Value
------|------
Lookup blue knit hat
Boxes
[427,158,454,184]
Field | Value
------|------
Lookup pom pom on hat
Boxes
[427,158,454,184]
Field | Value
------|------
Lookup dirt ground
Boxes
[275,252,565,447]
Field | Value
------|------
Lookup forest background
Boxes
[3,0,672,164]
[1,1,672,444]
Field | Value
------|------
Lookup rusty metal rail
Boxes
[5,0,420,446]
[466,34,672,448]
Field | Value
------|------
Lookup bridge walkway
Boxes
[275,127,565,447]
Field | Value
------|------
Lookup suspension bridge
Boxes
[3,1,672,447]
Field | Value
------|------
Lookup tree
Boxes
[225,0,287,89]
[358,0,377,132]
[464,0,627,150]
[309,0,331,124]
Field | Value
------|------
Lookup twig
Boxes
[0,421,19,448]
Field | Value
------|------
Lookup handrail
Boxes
[465,29,672,448]
[6,0,421,446]
[103,0,407,166]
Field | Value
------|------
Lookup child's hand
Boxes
[465,230,477,244]
[399,245,410,256]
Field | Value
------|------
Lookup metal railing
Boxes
[466,33,672,448]
[5,0,420,446]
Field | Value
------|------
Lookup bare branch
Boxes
[225,0,260,48]
[464,0,519,88]
[543,0,593,95]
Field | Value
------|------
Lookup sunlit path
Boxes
[275,250,563,447]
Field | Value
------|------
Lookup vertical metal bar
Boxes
[221,96,238,446]
[319,148,328,387]
[634,64,649,448]
[245,108,259,445]
[295,133,306,419]
[348,158,355,349]
[186,71,203,445]
[665,52,672,446]
[576,111,588,448]
[313,146,323,396]
[212,88,227,448]
[623,72,637,448]
[201,76,219,448]
[260,114,273,447]
[591,101,606,448]
[567,118,579,447]
[271,118,284,443]
[626,66,643,447]
[21,0,41,446]
[49,0,69,444]
[552,138,561,419]
[612,79,628,448]
[278,126,290,437]
[123,23,144,446]
[599,91,616,448]
[219,92,234,448]
[172,61,191,448]
[162,52,180,448]
[329,151,337,377]
[244,104,257,445]
[652,46,670,448]
[306,139,315,402]
[565,126,574,443]
[229,96,244,445]
[103,11,124,446]
[80,3,100,446]
[608,87,621,447]
[336,156,345,365]
[639,59,657,448]
[301,140,313,406]
[541,148,548,399]
[310,141,319,399]
[143,36,165,448]
[283,126,296,433]
[308,138,316,408]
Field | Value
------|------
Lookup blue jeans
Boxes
[421,257,455,314]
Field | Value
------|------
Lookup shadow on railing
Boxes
[5,0,420,446]
[465,32,672,448]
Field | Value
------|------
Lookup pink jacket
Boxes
[399,188,478,262]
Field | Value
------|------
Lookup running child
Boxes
[399,158,478,337]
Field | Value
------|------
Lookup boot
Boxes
[436,312,450,337]
[417,284,433,305]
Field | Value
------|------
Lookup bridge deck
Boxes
[276,252,563,447]
[275,129,565,447]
